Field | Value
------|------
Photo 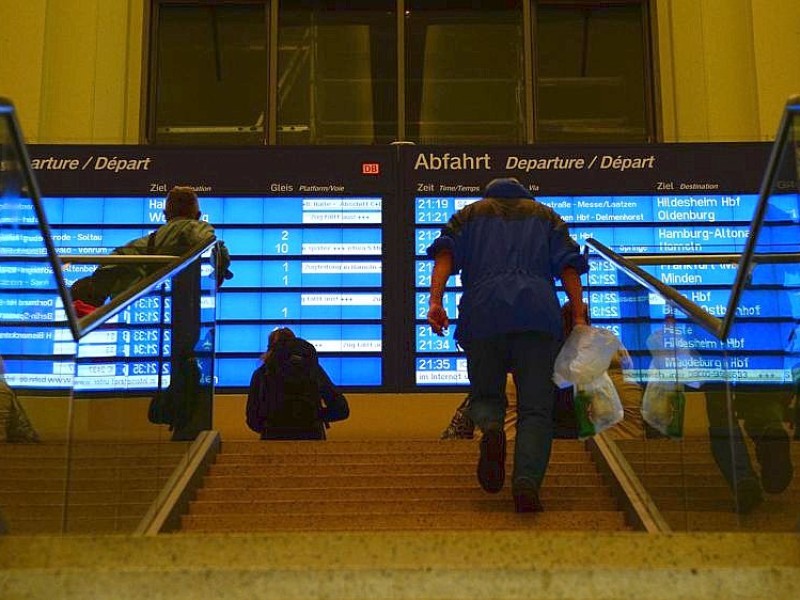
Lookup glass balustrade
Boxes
[1,98,219,534]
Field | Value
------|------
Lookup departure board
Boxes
[407,145,800,387]
[11,143,797,393]
[23,146,395,390]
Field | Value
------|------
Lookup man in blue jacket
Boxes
[427,177,588,513]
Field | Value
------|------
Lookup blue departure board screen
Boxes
[17,146,394,390]
[407,145,799,387]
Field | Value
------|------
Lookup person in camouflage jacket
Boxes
[70,186,231,312]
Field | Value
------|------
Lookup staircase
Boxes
[181,439,631,532]
[617,438,800,532]
[0,441,191,534]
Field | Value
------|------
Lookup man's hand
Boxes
[572,305,588,327]
[427,303,450,336]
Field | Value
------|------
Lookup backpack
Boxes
[260,338,323,432]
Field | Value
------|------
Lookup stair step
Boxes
[0,489,165,506]
[0,478,168,493]
[0,441,191,458]
[638,473,746,487]
[620,452,720,464]
[213,451,595,466]
[0,454,188,469]
[195,485,614,503]
[4,516,142,535]
[663,510,800,532]
[654,497,800,512]
[2,502,151,520]
[2,532,797,599]
[617,439,800,455]
[0,466,182,480]
[219,439,587,455]
[188,495,619,514]
[625,463,732,476]
[181,511,628,532]
[206,462,600,477]
[199,473,604,489]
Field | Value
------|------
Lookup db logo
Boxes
[361,162,380,175]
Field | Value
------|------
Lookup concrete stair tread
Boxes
[3,532,797,599]
[0,478,169,492]
[663,510,800,532]
[195,485,615,503]
[4,531,798,569]
[180,511,629,532]
[624,464,737,475]
[2,502,152,519]
[0,441,191,458]
[187,496,619,514]
[654,497,800,512]
[206,462,601,476]
[4,516,143,535]
[0,455,188,468]
[638,473,737,486]
[198,473,604,489]
[0,490,165,505]
[213,452,595,465]
[0,466,186,480]
[219,439,587,455]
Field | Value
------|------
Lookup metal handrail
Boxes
[586,95,800,342]
[72,238,217,339]
[621,253,800,266]
[60,255,178,265]
[721,95,800,339]
[585,238,724,338]
[1,96,79,337]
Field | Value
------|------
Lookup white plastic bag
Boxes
[641,380,686,438]
[573,372,625,440]
[554,324,621,387]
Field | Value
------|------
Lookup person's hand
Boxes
[572,306,588,327]
[427,303,449,336]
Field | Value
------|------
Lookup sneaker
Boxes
[477,427,506,493]
[754,425,794,494]
[513,479,544,513]
[734,477,763,515]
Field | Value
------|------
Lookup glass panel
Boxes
[719,103,800,532]
[1,103,74,534]
[153,4,268,145]
[588,270,757,531]
[62,255,218,533]
[277,0,397,145]
[406,0,525,144]
[535,3,650,142]
[585,251,800,531]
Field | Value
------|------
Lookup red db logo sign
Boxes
[361,162,380,175]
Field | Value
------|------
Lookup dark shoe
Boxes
[755,425,793,494]
[734,477,763,515]
[477,428,506,493]
[513,479,544,513]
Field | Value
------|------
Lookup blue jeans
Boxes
[466,330,558,487]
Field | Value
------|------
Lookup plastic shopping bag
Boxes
[573,372,625,440]
[554,324,621,387]
[641,380,686,438]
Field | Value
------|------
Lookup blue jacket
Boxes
[426,178,587,344]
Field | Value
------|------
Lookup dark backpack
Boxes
[261,338,322,431]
